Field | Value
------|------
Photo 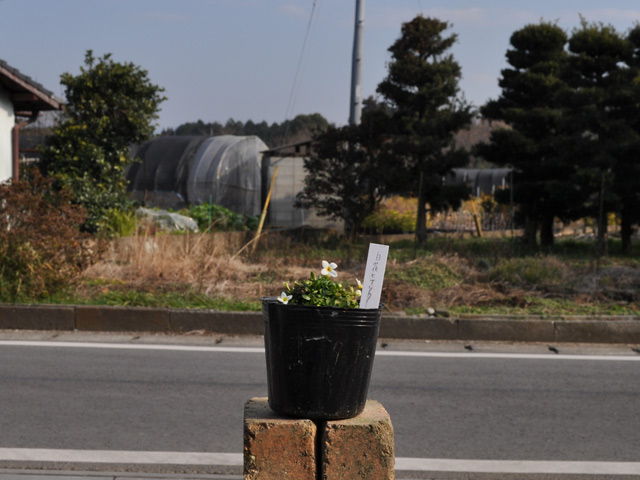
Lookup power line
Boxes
[281,0,319,145]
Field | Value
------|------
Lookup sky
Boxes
[2,0,640,135]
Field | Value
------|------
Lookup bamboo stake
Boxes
[251,166,279,253]
[470,198,483,238]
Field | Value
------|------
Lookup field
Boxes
[68,229,640,317]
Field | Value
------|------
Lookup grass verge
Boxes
[7,232,640,316]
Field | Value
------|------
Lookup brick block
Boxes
[321,400,395,479]
[244,397,317,480]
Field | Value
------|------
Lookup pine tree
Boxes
[477,22,570,247]
[618,25,640,253]
[376,16,472,245]
[561,19,638,254]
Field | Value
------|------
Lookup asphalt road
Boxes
[0,332,639,478]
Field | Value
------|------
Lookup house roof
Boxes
[0,58,64,112]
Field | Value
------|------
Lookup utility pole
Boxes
[349,0,364,126]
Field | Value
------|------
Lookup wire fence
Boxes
[429,209,512,233]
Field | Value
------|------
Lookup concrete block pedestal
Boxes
[243,397,395,479]
[243,398,317,479]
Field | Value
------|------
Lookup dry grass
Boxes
[77,231,640,315]
[79,231,362,303]
[83,232,259,298]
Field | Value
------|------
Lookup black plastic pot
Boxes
[261,297,382,420]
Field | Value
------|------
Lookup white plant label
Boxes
[359,243,389,309]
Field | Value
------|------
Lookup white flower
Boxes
[356,278,363,296]
[321,260,338,277]
[277,291,293,304]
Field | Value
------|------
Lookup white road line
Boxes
[1,449,639,475]
[1,340,639,361]
[0,449,241,466]
[376,351,640,361]
[0,341,264,354]
[394,458,640,475]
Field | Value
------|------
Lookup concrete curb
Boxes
[0,304,639,344]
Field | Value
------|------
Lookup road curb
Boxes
[0,304,639,344]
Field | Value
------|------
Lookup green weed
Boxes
[79,288,260,311]
[186,202,258,232]
[488,256,566,288]
[99,207,137,238]
[387,257,461,291]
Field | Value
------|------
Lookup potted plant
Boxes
[261,260,383,420]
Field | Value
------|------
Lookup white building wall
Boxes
[0,85,14,183]
[268,156,344,231]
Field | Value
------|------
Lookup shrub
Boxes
[187,202,258,232]
[0,170,91,301]
[362,196,417,233]
[39,51,166,234]
[99,207,138,238]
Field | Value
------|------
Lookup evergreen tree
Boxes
[376,16,472,245]
[561,19,638,254]
[41,51,166,233]
[477,22,570,247]
[618,25,640,253]
[295,106,390,238]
